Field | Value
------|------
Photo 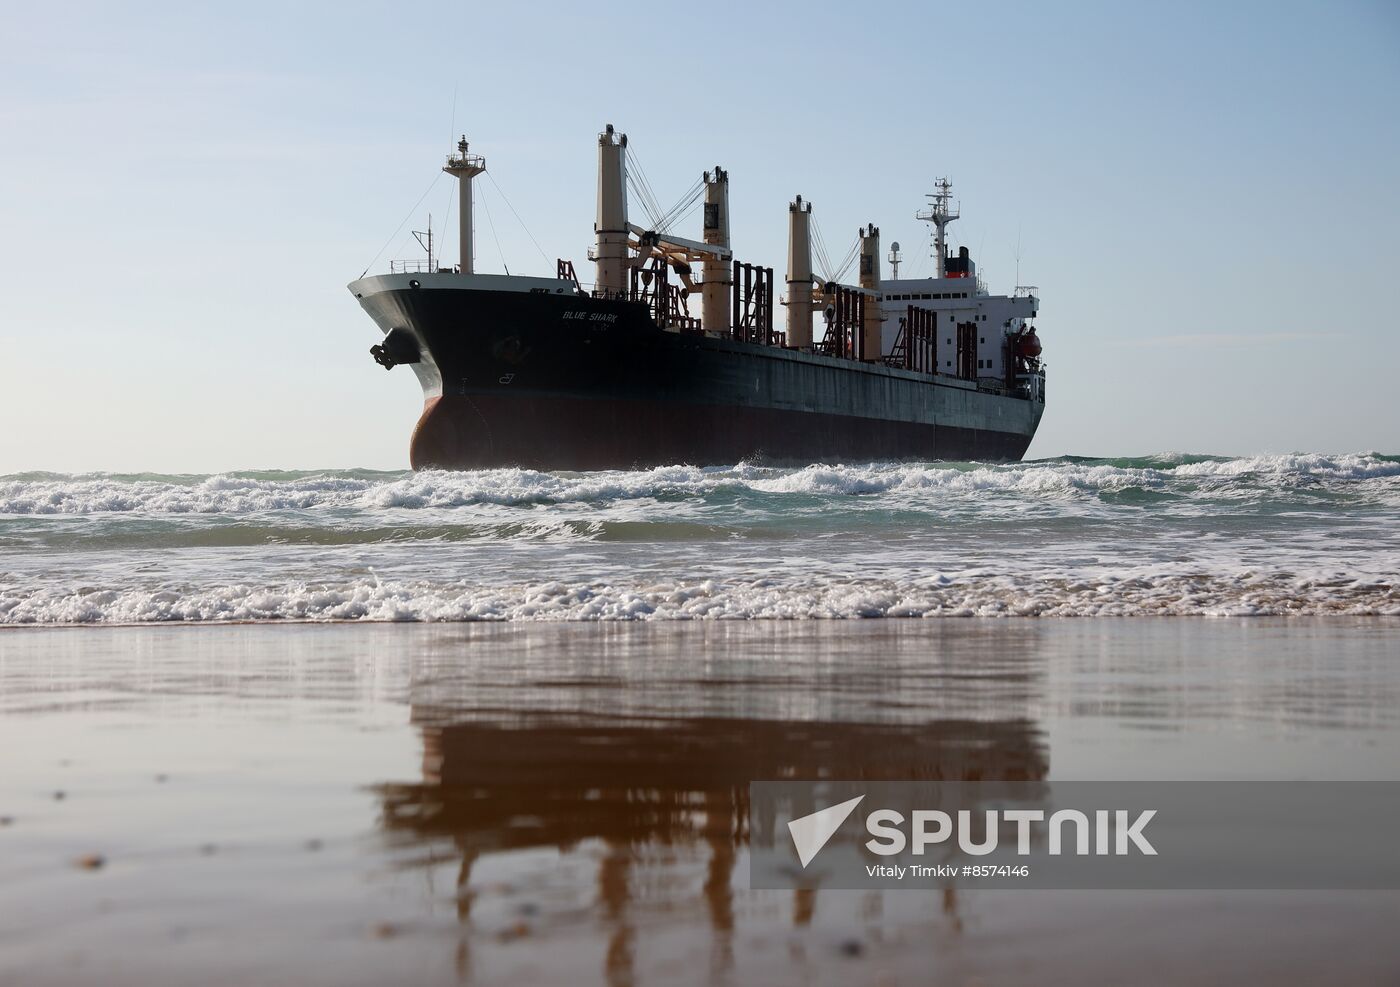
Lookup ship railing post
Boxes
[920,308,926,374]
[849,291,855,358]
[850,292,855,358]
[833,289,840,356]
[921,308,927,373]
[740,267,747,341]
[845,289,853,359]
[765,268,774,345]
[837,288,847,358]
[731,260,740,340]
[835,289,843,357]
[930,310,937,374]
[851,292,858,361]
[745,265,754,342]
[906,305,914,371]
[856,293,866,362]
[829,290,835,355]
[660,260,670,326]
[830,289,837,355]
[926,309,932,374]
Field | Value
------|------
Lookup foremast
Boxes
[442,138,486,274]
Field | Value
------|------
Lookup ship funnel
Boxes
[443,136,486,275]
[701,167,731,335]
[859,224,882,362]
[595,125,629,296]
[786,196,813,349]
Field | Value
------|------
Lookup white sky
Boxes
[1,0,1397,472]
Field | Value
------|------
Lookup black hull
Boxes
[352,277,1045,470]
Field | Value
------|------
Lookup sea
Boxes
[3,453,1400,984]
[1,452,1397,623]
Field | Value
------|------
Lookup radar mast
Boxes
[915,178,959,278]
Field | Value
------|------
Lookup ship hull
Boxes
[350,274,1044,470]
[410,393,1033,470]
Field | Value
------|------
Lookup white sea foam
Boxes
[1,453,1396,516]
[2,566,1397,624]
[2,454,1396,623]
[1169,452,1400,481]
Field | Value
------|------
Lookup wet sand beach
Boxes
[1,618,1398,985]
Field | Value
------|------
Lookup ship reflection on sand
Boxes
[4,620,1397,985]
[370,622,1049,983]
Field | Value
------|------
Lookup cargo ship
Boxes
[350,126,1045,470]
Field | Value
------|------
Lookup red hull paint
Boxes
[410,394,1033,471]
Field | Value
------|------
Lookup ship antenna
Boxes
[915,178,959,278]
[448,84,457,151]
[1014,222,1022,289]
[412,214,434,270]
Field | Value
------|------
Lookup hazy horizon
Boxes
[2,0,1397,472]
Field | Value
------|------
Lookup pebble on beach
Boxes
[74,854,106,871]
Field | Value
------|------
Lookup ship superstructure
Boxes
[350,126,1045,470]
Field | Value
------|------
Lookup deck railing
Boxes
[389,260,446,274]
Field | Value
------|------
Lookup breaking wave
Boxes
[2,570,1395,623]
[2,453,1397,623]
[1,453,1397,516]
